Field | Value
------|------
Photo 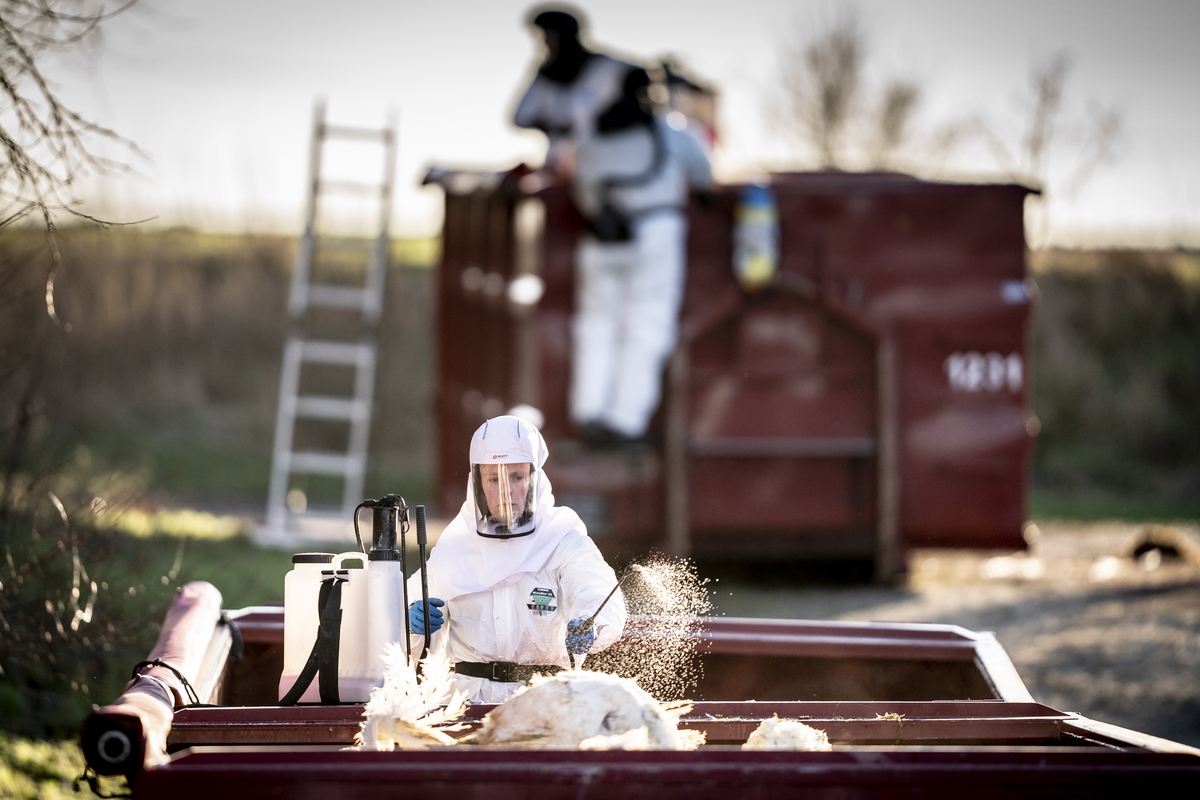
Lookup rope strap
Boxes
[131,658,200,707]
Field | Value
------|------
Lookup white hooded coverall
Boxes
[514,52,633,171]
[570,118,712,437]
[412,416,626,703]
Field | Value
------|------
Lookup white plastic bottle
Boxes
[278,495,410,704]
[279,551,372,703]
[333,553,405,703]
[278,552,333,703]
[332,553,372,701]
[733,182,780,290]
[362,557,406,695]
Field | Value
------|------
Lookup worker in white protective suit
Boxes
[570,67,712,443]
[407,415,626,703]
[513,6,635,176]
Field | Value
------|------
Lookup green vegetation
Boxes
[0,224,435,510]
[0,504,293,739]
[0,732,120,800]
[1031,489,1200,523]
[1031,248,1200,512]
[0,513,299,800]
[8,227,1189,523]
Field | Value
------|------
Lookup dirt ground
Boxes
[708,521,1200,747]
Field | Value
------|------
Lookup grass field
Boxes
[1030,489,1200,523]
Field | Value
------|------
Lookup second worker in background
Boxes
[569,66,712,444]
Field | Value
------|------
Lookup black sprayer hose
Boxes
[398,499,411,663]
[352,501,371,554]
[416,505,431,661]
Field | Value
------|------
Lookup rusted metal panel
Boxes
[224,601,993,731]
[222,609,1026,706]
[113,601,1200,797]
[137,743,1200,800]
[165,700,1086,749]
[171,705,364,746]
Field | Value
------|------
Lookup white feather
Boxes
[741,715,832,751]
[460,669,704,750]
[352,643,467,750]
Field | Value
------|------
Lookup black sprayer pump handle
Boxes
[415,505,431,661]
[355,495,412,660]
[368,494,404,561]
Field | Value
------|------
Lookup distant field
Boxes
[1,225,438,511]
[1031,489,1200,523]
[2,228,1197,519]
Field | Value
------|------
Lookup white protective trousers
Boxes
[570,212,687,438]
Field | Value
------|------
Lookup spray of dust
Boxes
[585,555,713,701]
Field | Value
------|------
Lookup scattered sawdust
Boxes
[585,554,713,700]
[710,521,1200,747]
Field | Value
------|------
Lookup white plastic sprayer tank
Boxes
[279,496,414,704]
[279,552,333,703]
[279,550,407,703]
[362,553,406,697]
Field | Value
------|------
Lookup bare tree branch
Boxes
[770,11,965,174]
[0,0,145,333]
[0,0,143,231]
[978,52,1122,194]
[973,51,1122,245]
[1024,53,1070,184]
[1060,102,1121,198]
[869,80,920,170]
[774,11,864,169]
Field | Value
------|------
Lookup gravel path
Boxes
[708,521,1200,747]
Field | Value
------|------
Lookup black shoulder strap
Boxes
[598,121,669,223]
[316,576,344,703]
[279,575,345,706]
[604,121,668,191]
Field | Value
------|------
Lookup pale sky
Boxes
[43,0,1200,247]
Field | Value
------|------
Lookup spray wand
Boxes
[567,566,639,669]
[570,565,641,635]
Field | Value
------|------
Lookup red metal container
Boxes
[80,594,1200,798]
[430,170,1035,574]
[137,605,1200,799]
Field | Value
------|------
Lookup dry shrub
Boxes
[1032,249,1200,496]
[0,225,435,502]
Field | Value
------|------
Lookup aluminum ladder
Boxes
[264,100,397,541]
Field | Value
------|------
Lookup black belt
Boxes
[454,661,563,683]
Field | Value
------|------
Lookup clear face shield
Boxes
[472,461,537,539]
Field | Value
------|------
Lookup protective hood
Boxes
[424,416,585,601]
[533,9,591,84]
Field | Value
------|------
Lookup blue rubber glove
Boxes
[565,618,596,655]
[408,598,445,636]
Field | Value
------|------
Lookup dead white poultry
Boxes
[461,669,705,750]
[354,643,467,750]
[741,715,832,751]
